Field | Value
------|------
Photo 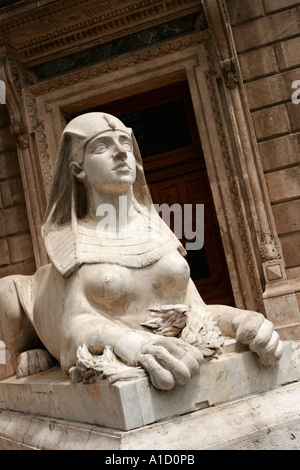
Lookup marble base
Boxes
[0,382,299,450]
[0,341,299,434]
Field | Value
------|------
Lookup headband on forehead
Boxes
[64,112,132,163]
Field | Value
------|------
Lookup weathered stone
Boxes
[0,205,30,237]
[0,150,20,180]
[0,178,25,208]
[239,46,278,81]
[0,341,298,432]
[0,381,299,449]
[265,166,300,203]
[252,104,290,140]
[263,0,300,13]
[0,239,9,266]
[8,234,34,264]
[245,70,299,110]
[275,37,300,70]
[233,8,300,52]
[258,134,300,172]
[272,200,300,235]
[226,0,265,26]
[287,100,300,132]
[280,236,300,269]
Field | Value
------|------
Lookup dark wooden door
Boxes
[85,82,235,306]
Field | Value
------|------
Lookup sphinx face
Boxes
[82,130,137,194]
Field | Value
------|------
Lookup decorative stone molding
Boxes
[202,52,263,312]
[0,49,48,268]
[0,0,203,65]
[202,0,284,274]
[201,0,300,331]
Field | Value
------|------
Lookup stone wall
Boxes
[227,0,300,278]
[0,106,35,278]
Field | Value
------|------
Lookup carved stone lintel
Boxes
[219,57,239,89]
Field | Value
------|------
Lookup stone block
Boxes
[266,264,283,281]
[0,205,30,237]
[0,177,25,208]
[265,166,300,203]
[263,0,300,13]
[0,127,16,153]
[245,70,299,110]
[275,37,300,70]
[238,46,278,82]
[264,286,300,326]
[0,341,299,432]
[8,234,34,264]
[0,382,300,449]
[287,100,300,131]
[0,239,9,266]
[258,134,300,171]
[0,150,20,180]
[226,0,265,26]
[251,104,290,140]
[272,199,300,235]
[0,261,36,279]
[233,9,300,52]
[280,235,300,269]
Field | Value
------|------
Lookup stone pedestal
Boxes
[0,341,299,449]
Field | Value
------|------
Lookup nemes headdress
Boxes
[42,112,185,277]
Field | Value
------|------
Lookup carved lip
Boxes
[113,162,131,171]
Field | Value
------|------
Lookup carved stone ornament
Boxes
[0,113,283,391]
[260,232,281,262]
[219,57,239,89]
[10,120,29,150]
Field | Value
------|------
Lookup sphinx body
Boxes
[0,113,283,391]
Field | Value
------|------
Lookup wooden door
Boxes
[86,82,235,306]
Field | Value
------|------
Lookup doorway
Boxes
[78,81,235,306]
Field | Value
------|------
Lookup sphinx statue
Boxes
[0,113,283,391]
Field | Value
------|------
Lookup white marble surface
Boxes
[0,381,299,450]
[0,341,299,431]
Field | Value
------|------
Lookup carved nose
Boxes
[114,144,128,160]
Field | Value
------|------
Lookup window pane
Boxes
[119,99,193,158]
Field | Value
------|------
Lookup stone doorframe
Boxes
[0,0,299,339]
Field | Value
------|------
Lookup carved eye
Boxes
[122,141,132,151]
[94,143,108,153]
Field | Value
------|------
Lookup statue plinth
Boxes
[0,341,299,434]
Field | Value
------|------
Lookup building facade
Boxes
[0,0,299,342]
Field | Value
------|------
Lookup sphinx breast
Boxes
[81,250,190,314]
[83,264,127,304]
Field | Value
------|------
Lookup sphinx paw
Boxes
[16,349,56,378]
